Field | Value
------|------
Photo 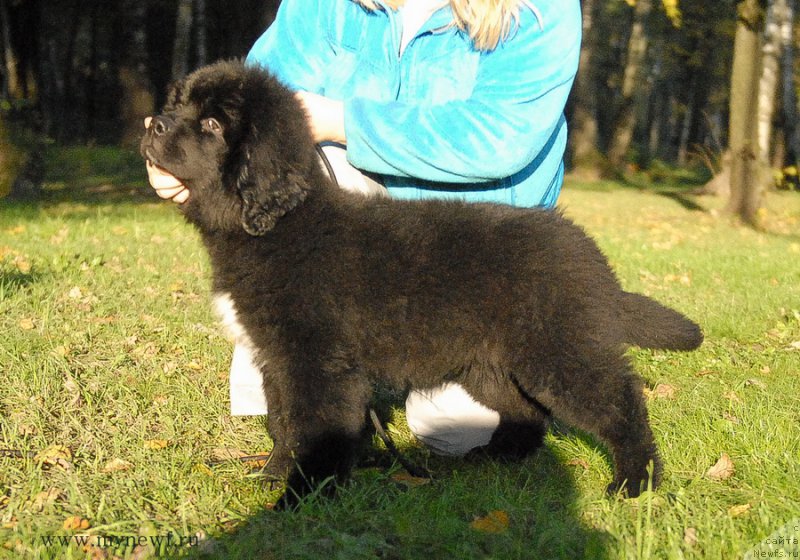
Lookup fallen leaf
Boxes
[51,345,70,358]
[30,488,63,512]
[210,448,249,461]
[684,527,698,546]
[470,510,510,534]
[243,455,270,469]
[663,273,691,286]
[194,463,215,476]
[745,378,767,390]
[35,445,73,470]
[724,391,742,404]
[63,373,83,407]
[9,256,27,273]
[82,544,109,560]
[706,453,735,481]
[644,384,677,400]
[102,458,133,473]
[566,458,590,470]
[722,412,740,424]
[162,361,177,374]
[390,471,431,488]
[63,516,91,531]
[49,227,69,245]
[143,439,170,450]
[728,503,751,517]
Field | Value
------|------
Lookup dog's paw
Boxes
[606,467,660,498]
[606,479,642,498]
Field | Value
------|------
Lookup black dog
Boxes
[141,60,702,504]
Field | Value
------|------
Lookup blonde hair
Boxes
[355,0,539,52]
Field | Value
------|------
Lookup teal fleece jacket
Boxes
[246,0,581,208]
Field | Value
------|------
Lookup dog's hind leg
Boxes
[460,377,550,460]
[514,353,661,497]
[486,407,550,460]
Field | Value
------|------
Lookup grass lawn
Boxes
[1,148,799,559]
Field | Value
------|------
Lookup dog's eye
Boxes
[201,118,222,134]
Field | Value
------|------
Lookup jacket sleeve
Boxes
[344,1,582,183]
[245,0,332,93]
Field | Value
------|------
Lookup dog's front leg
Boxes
[261,362,372,509]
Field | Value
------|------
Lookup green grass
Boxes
[1,148,799,559]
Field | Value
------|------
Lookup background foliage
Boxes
[0,0,795,165]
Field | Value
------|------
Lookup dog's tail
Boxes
[618,292,703,351]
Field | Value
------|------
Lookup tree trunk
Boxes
[569,0,604,179]
[780,0,798,166]
[172,0,194,81]
[0,0,21,99]
[677,73,698,166]
[0,116,20,197]
[758,0,792,170]
[195,0,207,67]
[608,0,653,168]
[118,0,154,147]
[726,0,767,226]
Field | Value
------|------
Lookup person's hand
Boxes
[144,117,190,204]
[295,91,346,144]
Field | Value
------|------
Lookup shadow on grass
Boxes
[0,270,45,299]
[1,145,157,209]
[653,190,707,213]
[185,444,612,560]
[566,174,710,212]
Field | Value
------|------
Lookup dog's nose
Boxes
[148,115,174,136]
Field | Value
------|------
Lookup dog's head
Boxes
[141,60,318,235]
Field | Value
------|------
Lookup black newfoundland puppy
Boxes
[141,60,702,504]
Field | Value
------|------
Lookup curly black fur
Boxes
[141,60,703,506]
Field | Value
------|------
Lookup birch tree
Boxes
[758,0,793,170]
[608,0,653,168]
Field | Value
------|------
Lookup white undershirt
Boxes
[398,0,447,55]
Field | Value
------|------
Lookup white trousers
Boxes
[228,144,500,456]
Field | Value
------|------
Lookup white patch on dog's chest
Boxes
[212,292,268,416]
[213,292,250,342]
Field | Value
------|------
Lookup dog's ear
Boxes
[234,140,310,236]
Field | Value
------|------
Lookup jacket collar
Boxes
[367,0,455,35]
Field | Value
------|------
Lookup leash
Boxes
[314,144,431,479]
[369,409,431,479]
[315,144,338,187]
